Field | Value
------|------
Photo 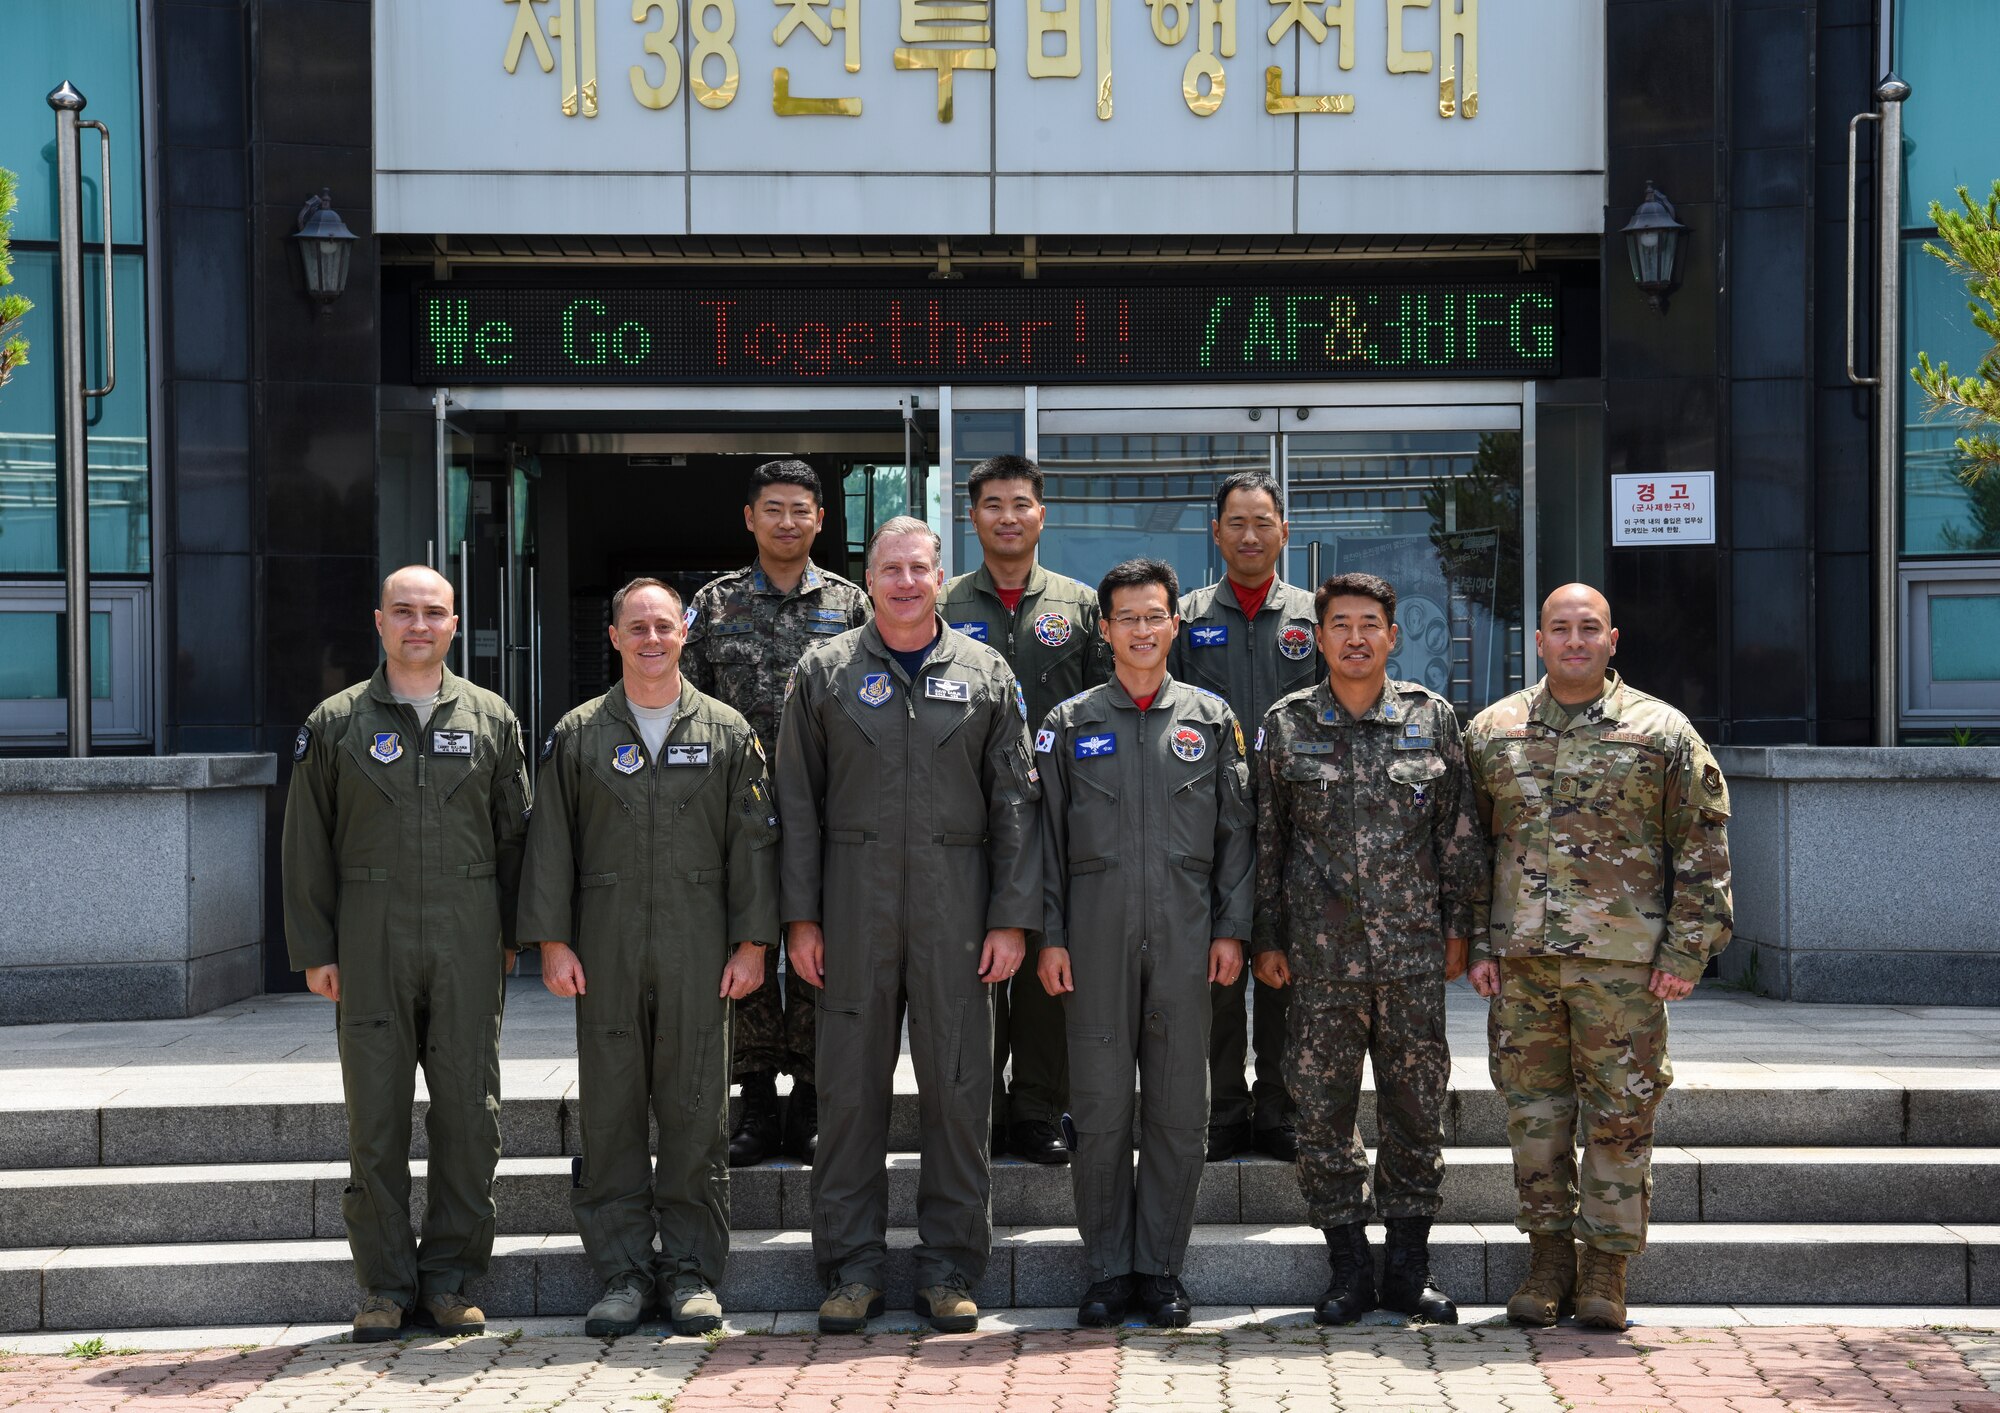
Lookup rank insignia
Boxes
[1035,728,1056,754]
[612,743,644,774]
[1171,727,1206,763]
[1278,626,1314,660]
[1075,732,1117,758]
[1190,624,1228,647]
[949,620,990,642]
[857,673,892,708]
[1033,611,1072,647]
[368,732,403,764]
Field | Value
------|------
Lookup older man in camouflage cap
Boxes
[1465,584,1732,1331]
[1251,572,1486,1328]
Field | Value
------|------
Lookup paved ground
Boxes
[4,981,1998,1106]
[4,1323,1999,1412]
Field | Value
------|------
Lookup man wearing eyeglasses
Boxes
[1036,558,1255,1329]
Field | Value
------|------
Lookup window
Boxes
[1902,568,2000,726]
[0,583,152,746]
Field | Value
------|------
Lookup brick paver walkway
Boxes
[6,1325,2000,1412]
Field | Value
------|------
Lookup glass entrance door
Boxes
[435,419,543,749]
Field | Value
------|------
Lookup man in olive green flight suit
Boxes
[777,516,1042,1336]
[1037,558,1254,1330]
[1169,471,1323,1161]
[517,578,780,1337]
[282,564,531,1343]
[941,454,1109,1166]
[682,459,870,1167]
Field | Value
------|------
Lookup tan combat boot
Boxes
[1574,1246,1629,1329]
[669,1276,724,1337]
[914,1276,980,1333]
[417,1291,486,1334]
[352,1292,407,1343]
[1506,1232,1577,1327]
[818,1281,885,1334]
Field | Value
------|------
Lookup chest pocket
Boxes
[1280,739,1343,785]
[1387,753,1446,786]
[705,621,763,662]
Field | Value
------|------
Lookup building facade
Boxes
[1,0,1995,991]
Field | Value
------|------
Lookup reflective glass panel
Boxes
[1896,0,2000,229]
[0,0,146,245]
[1901,238,1999,553]
[1930,595,2000,682]
[1288,430,1526,713]
[0,611,112,699]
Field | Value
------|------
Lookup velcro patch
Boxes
[665,743,711,767]
[432,729,474,757]
[925,676,971,702]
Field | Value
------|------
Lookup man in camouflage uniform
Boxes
[1252,573,1485,1327]
[683,459,870,1167]
[942,453,1109,1165]
[1171,470,1323,1161]
[1466,583,1732,1330]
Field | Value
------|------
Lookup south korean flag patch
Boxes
[1035,727,1056,754]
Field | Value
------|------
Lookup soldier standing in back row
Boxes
[282,565,531,1343]
[1252,573,1486,1329]
[1037,558,1254,1330]
[683,460,870,1167]
[1170,470,1322,1162]
[517,577,780,1338]
[942,454,1109,1166]
[1466,583,1733,1331]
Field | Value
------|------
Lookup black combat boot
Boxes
[729,1074,782,1167]
[1380,1217,1458,1324]
[1076,1273,1134,1328]
[783,1080,818,1163]
[1315,1223,1376,1325]
[1137,1274,1193,1328]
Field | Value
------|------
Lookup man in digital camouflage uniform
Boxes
[1170,470,1322,1161]
[1466,583,1732,1330]
[518,577,780,1337]
[777,516,1042,1335]
[1252,572,1485,1327]
[942,453,1109,1165]
[682,459,870,1166]
[282,564,531,1342]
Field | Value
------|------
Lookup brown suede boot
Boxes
[1574,1246,1629,1329]
[1505,1232,1578,1327]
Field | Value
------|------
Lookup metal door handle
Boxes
[1846,109,1881,388]
[78,118,115,398]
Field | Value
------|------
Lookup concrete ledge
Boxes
[0,754,277,793]
[1715,746,2000,781]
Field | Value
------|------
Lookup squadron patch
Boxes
[1014,680,1028,722]
[1233,719,1246,756]
[1035,728,1056,754]
[612,743,645,774]
[1171,726,1206,763]
[292,725,311,762]
[1033,611,1073,648]
[857,673,893,708]
[750,733,767,764]
[368,732,403,765]
[950,621,990,643]
[1190,624,1229,647]
[665,743,711,766]
[540,729,558,763]
[1278,626,1314,660]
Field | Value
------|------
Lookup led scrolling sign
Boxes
[500,0,1483,123]
[413,283,1560,385]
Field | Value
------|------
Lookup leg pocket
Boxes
[576,1021,648,1190]
[815,998,866,1109]
[1140,1008,1207,1131]
[1065,1024,1125,1131]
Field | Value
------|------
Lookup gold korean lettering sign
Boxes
[498,0,1480,121]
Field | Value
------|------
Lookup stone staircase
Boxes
[5,1077,2000,1331]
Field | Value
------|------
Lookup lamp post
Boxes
[292,189,357,312]
[1620,181,1689,313]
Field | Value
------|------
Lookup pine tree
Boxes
[0,167,31,393]
[1911,180,2000,486]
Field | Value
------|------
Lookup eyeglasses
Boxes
[1109,613,1175,630]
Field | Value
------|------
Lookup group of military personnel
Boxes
[284,457,1733,1343]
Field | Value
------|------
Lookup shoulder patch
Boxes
[540,729,557,763]
[292,725,311,762]
[1232,718,1245,756]
[683,604,698,630]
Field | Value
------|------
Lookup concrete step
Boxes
[8,1148,2000,1250]
[4,1223,1997,1332]
[9,1078,2000,1169]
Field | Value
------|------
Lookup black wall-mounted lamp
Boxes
[292,189,357,313]
[1620,181,1689,313]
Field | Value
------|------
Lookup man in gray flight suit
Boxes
[517,577,780,1337]
[777,516,1042,1335]
[940,453,1109,1165]
[282,564,531,1343]
[1037,558,1255,1329]
[1169,471,1323,1161]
